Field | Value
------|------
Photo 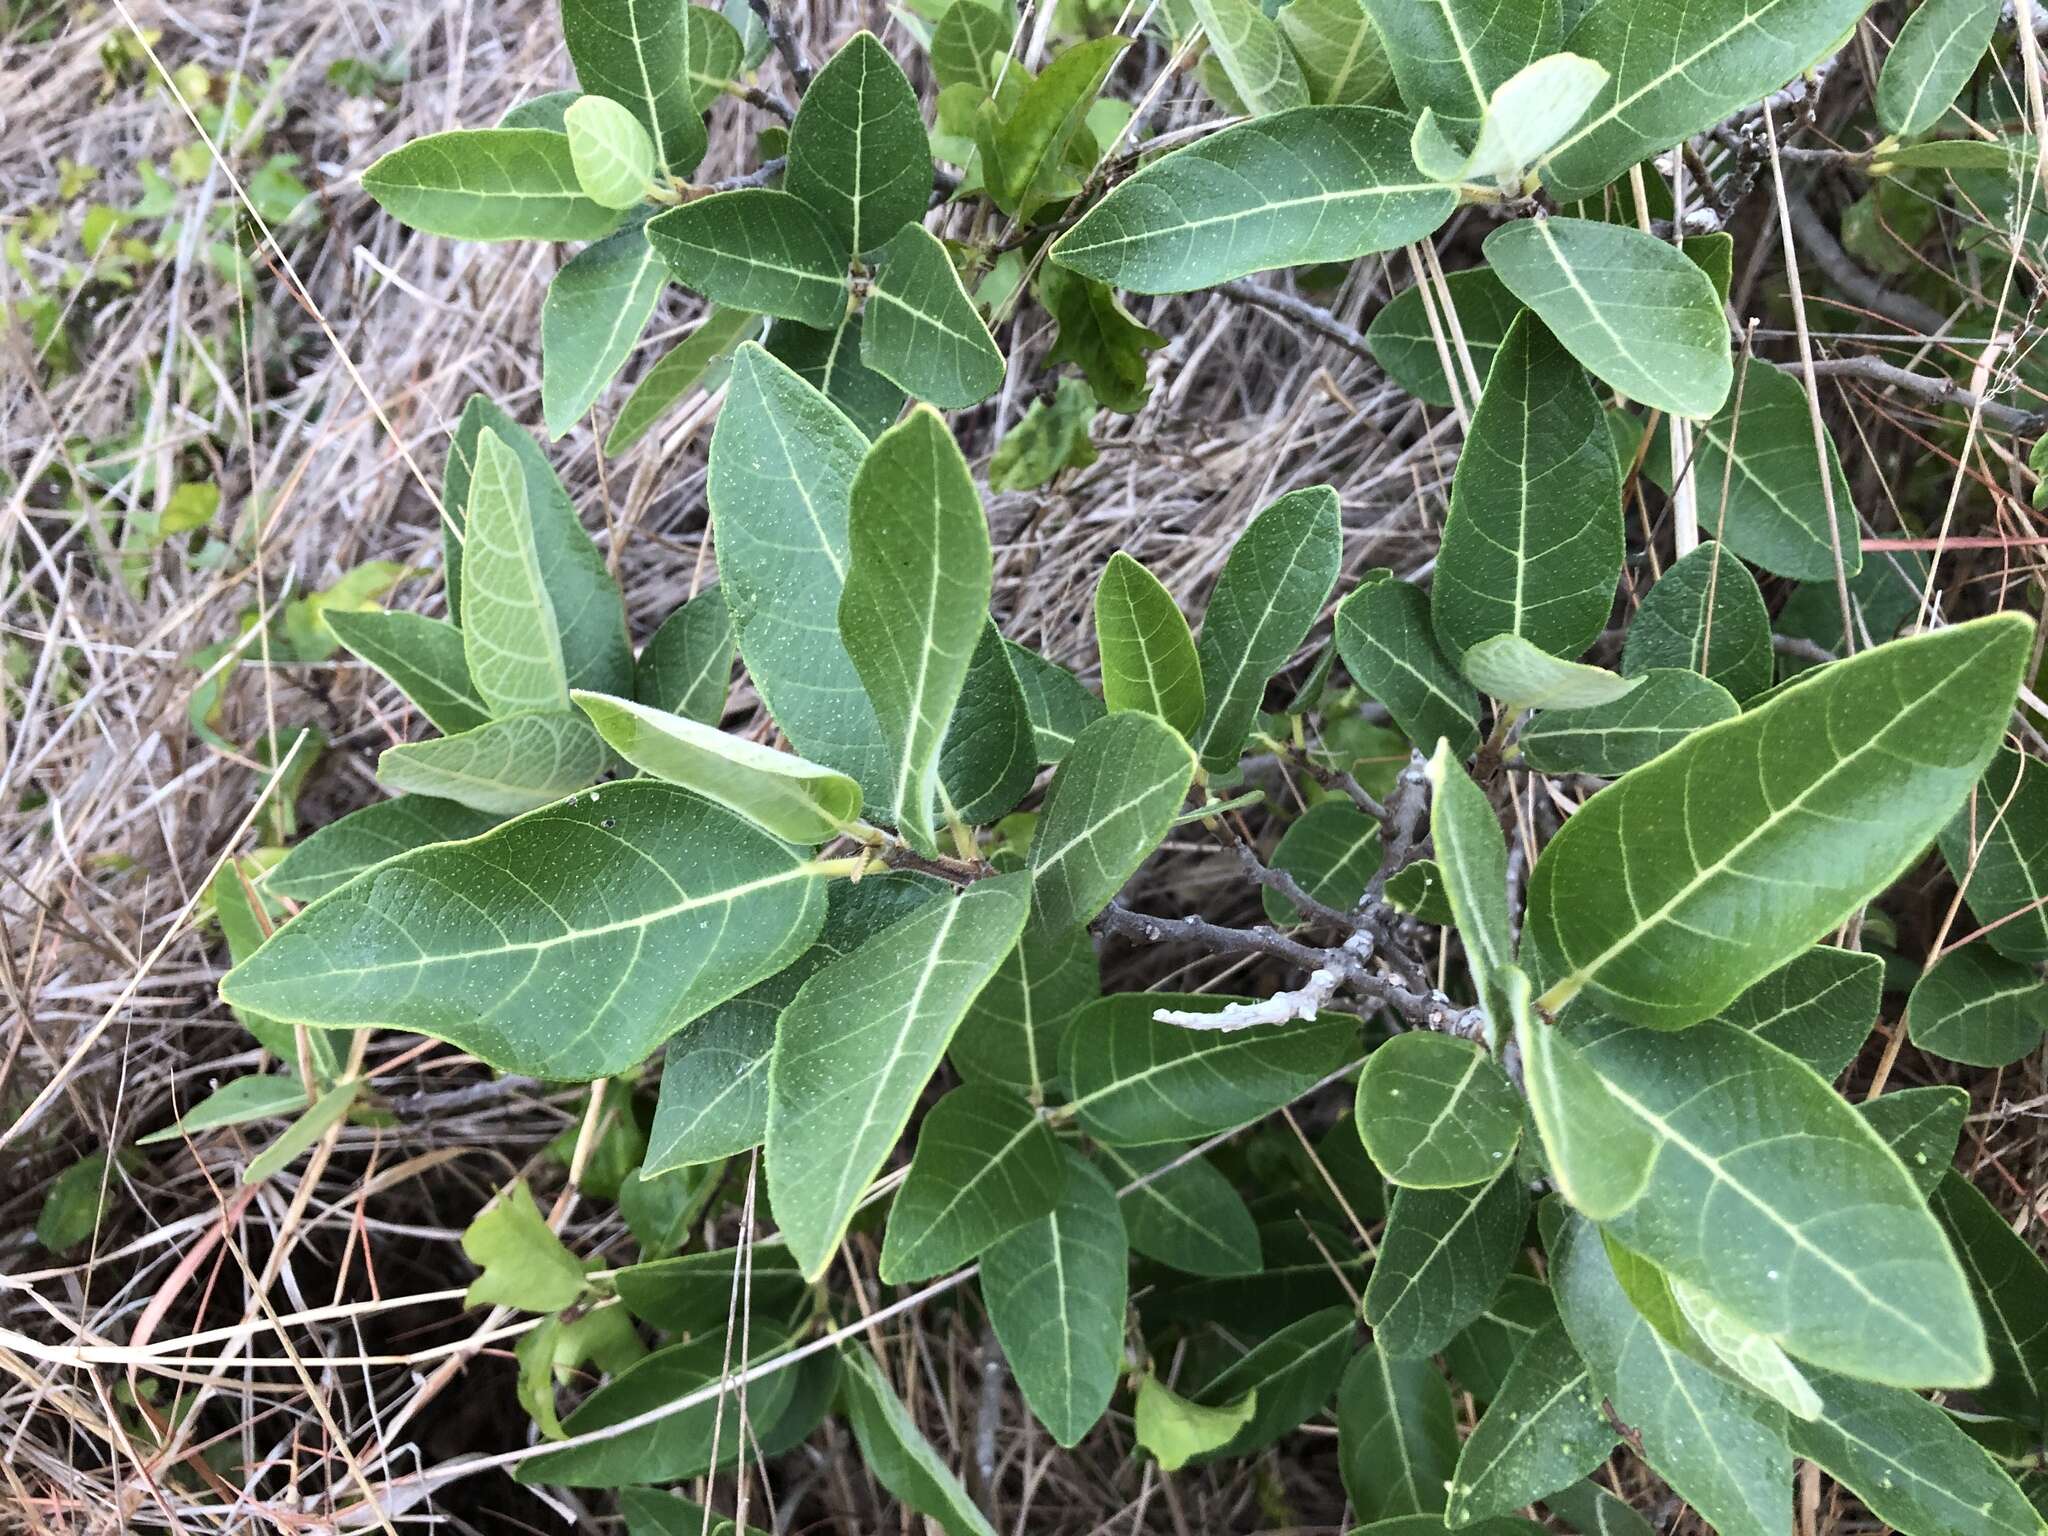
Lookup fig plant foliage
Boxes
[188,0,2048,1530]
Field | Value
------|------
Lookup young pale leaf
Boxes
[786,33,933,261]
[879,1083,1065,1283]
[376,711,608,815]
[607,306,759,454]
[462,428,569,716]
[1194,0,1309,115]
[1527,615,2031,1026]
[1671,1272,1823,1420]
[1432,312,1621,663]
[562,94,655,208]
[442,399,632,694]
[1193,486,1342,771]
[573,690,863,843]
[1463,633,1638,712]
[932,0,1014,92]
[1359,0,1560,134]
[1335,569,1480,758]
[1278,0,1394,106]
[1027,710,1195,935]
[1539,0,1872,199]
[1062,992,1356,1145]
[1715,945,1882,1080]
[1135,1374,1258,1471]
[1038,264,1166,412]
[1005,642,1105,764]
[1519,668,1736,776]
[1366,265,1523,408]
[949,923,1099,1098]
[635,587,734,725]
[1909,942,2048,1068]
[841,1348,999,1536]
[1880,0,2004,138]
[461,1180,587,1311]
[1940,745,2048,963]
[767,873,1030,1278]
[1930,1171,2048,1426]
[1098,1141,1263,1276]
[562,0,705,179]
[324,610,490,736]
[1515,973,1655,1221]
[1620,540,1773,703]
[1484,216,1732,419]
[541,219,666,438]
[1356,1032,1521,1188]
[1364,1163,1527,1357]
[1570,1017,1990,1388]
[979,37,1129,218]
[139,1075,308,1146]
[1426,737,1514,1035]
[1338,1342,1459,1520]
[1546,1209,1793,1536]
[1096,551,1205,737]
[765,311,905,439]
[1050,106,1456,294]
[1449,1319,1616,1525]
[267,795,502,904]
[840,406,993,851]
[1262,799,1381,923]
[859,224,1005,408]
[362,129,622,242]
[645,190,848,328]
[224,782,827,1079]
[1189,1306,1355,1459]
[981,1150,1129,1445]
[1412,53,1608,190]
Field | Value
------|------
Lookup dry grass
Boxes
[3,2,2047,1532]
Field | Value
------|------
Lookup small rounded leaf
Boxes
[564,93,657,209]
[1356,1031,1522,1188]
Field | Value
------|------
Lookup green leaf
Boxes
[933,0,1015,92]
[1542,1481,1655,1536]
[767,873,1030,1278]
[461,1179,586,1310]
[443,397,633,695]
[36,1151,136,1250]
[324,609,490,736]
[950,916,1098,1098]
[1135,1374,1258,1471]
[1337,1341,1458,1519]
[1568,1017,1990,1388]
[1278,0,1395,106]
[1642,361,1862,583]
[1882,0,2004,138]
[1432,311,1621,663]
[140,1075,308,1146]
[990,377,1098,492]
[1619,540,1773,703]
[938,622,1038,825]
[686,4,745,110]
[1335,569,1480,758]
[562,0,706,179]
[1038,263,1166,413]
[1190,1305,1354,1458]
[1194,0,1309,115]
[462,428,570,716]
[708,344,892,798]
[1384,857,1456,924]
[1547,1208,1792,1536]
[1359,0,1560,135]
[375,711,607,815]
[563,93,656,208]
[615,1242,808,1333]
[982,1148,1129,1444]
[1096,551,1205,737]
[980,36,1129,218]
[1358,1032,1521,1188]
[1366,264,1523,408]
[1427,738,1514,1037]
[1716,945,1882,1081]
[1931,1171,2048,1426]
[362,129,622,242]
[499,91,580,132]
[1516,974,1655,1221]
[1062,992,1357,1144]
[839,406,993,850]
[621,1488,769,1536]
[1859,1084,1966,1196]
[1365,1163,1527,1357]
[1519,667,1736,776]
[1026,710,1195,935]
[880,1083,1065,1282]
[542,219,666,438]
[1262,799,1381,923]
[787,31,932,260]
[1527,616,2032,1026]
[1941,745,2048,963]
[1098,1141,1263,1276]
[1911,942,2048,1068]
[1791,1368,2043,1536]
[223,781,827,1079]
[635,586,734,725]
[1450,1319,1615,1525]
[840,1347,999,1536]
[1050,106,1456,294]
[765,310,905,439]
[1463,633,1637,712]
[1671,1270,1823,1419]
[645,190,849,328]
[1006,642,1105,763]
[1412,53,1609,190]
[1193,486,1342,770]
[241,1077,360,1184]
[1539,0,1871,199]
[1483,216,1731,418]
[1441,1251,1554,1398]
[607,306,759,454]
[859,223,1005,408]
